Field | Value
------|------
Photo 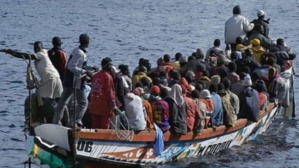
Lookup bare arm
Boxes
[0,49,36,59]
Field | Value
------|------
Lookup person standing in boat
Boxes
[48,36,67,82]
[0,41,63,123]
[52,34,96,127]
[249,10,270,38]
[88,57,124,129]
[225,5,254,51]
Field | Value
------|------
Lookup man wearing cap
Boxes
[89,57,123,129]
[149,85,170,132]
[1,41,63,123]
[53,33,96,126]
[48,36,67,82]
[225,5,254,51]
[251,10,270,38]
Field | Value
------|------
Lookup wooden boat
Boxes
[25,68,295,168]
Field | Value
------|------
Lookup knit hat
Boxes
[200,89,211,98]
[242,76,252,86]
[79,33,89,45]
[150,85,161,94]
[101,57,112,67]
[251,39,261,46]
[133,87,145,96]
[210,75,221,85]
[179,56,188,63]
[233,5,241,15]
[257,10,265,17]
[52,36,62,46]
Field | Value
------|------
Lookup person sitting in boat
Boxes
[197,89,214,128]
[250,10,270,38]
[251,38,265,65]
[217,83,237,127]
[246,25,275,50]
[223,78,240,115]
[124,91,147,131]
[238,75,260,122]
[0,41,63,124]
[253,79,269,111]
[132,65,152,89]
[171,52,182,71]
[149,85,170,133]
[180,48,206,74]
[133,87,155,130]
[226,62,240,84]
[119,64,132,91]
[268,67,289,107]
[48,36,68,83]
[235,37,248,52]
[225,5,254,51]
[268,38,296,72]
[209,83,224,128]
[235,49,260,76]
[156,54,174,78]
[89,57,123,129]
[181,86,202,133]
[205,39,223,61]
[164,84,188,135]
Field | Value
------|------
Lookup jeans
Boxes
[52,87,88,125]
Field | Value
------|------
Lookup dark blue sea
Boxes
[0,0,299,167]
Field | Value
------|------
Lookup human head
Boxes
[175,52,182,61]
[222,78,232,90]
[150,85,161,96]
[209,83,218,93]
[251,39,261,47]
[227,62,237,72]
[163,54,171,63]
[242,76,252,87]
[141,59,151,71]
[200,89,211,99]
[179,56,188,67]
[214,39,221,47]
[101,57,112,70]
[118,64,130,76]
[233,5,241,15]
[257,10,265,19]
[139,65,147,74]
[132,87,145,96]
[34,41,43,53]
[79,33,89,48]
[52,36,62,48]
[277,38,284,46]
[191,89,200,99]
[235,37,243,44]
[195,48,204,60]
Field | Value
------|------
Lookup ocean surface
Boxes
[0,0,299,168]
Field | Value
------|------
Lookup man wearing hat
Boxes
[53,33,96,127]
[89,57,124,129]
[225,5,254,51]
[48,36,67,82]
[251,10,270,38]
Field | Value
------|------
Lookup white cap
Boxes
[257,10,265,17]
[200,89,212,98]
[242,76,252,86]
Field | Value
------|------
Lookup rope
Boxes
[110,114,134,141]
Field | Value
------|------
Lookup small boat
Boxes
[25,67,295,168]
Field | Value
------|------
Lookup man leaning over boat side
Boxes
[0,41,63,124]
[89,57,124,129]
[225,5,254,51]
[52,34,96,127]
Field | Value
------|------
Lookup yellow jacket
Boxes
[132,72,152,88]
[252,46,265,64]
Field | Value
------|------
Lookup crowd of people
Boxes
[0,5,296,135]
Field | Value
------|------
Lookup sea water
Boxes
[0,0,298,167]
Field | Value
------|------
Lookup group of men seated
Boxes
[86,34,295,135]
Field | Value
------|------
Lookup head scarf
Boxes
[168,84,184,107]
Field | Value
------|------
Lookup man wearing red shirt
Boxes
[89,57,122,128]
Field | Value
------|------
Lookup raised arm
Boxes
[0,49,36,59]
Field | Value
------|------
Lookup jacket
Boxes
[89,70,117,116]
[225,14,254,44]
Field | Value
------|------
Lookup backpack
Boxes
[221,91,237,127]
[238,87,260,122]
